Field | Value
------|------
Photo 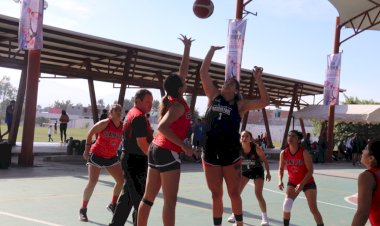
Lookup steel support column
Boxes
[9,51,28,145]
[118,51,134,106]
[281,84,299,149]
[262,108,274,148]
[19,50,41,166]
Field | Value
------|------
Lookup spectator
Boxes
[48,125,53,142]
[1,100,15,140]
[100,109,108,120]
[317,133,327,163]
[59,110,69,143]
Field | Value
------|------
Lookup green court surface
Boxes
[0,159,367,226]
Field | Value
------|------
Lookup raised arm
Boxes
[239,66,270,114]
[178,34,194,80]
[200,46,224,102]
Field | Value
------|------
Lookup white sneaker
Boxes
[261,217,269,226]
[227,214,235,223]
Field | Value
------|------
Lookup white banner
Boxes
[225,19,247,82]
[323,53,342,105]
[18,0,44,50]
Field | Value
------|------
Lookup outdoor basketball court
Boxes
[0,154,366,226]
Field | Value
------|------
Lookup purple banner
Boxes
[323,53,342,105]
[18,0,44,50]
[225,19,247,82]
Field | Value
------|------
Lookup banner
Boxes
[323,53,342,105]
[225,19,247,81]
[19,0,44,50]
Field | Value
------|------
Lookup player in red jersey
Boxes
[278,130,324,226]
[79,104,124,222]
[352,138,380,226]
[137,35,195,226]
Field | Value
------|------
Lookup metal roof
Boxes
[329,0,380,44]
[0,14,326,107]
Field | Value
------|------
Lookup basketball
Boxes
[193,0,214,19]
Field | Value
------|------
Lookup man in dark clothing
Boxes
[109,89,153,226]
[100,109,108,120]
[1,100,15,139]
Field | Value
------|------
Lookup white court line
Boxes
[0,211,63,226]
[248,183,357,211]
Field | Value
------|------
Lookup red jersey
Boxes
[153,97,191,152]
[369,167,380,226]
[283,147,314,185]
[90,119,123,158]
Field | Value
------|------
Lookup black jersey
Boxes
[241,143,265,179]
[241,143,263,170]
[203,95,242,165]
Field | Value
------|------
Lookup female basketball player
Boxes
[200,45,269,226]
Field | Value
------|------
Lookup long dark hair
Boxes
[158,74,183,121]
[367,137,380,166]
[225,77,242,102]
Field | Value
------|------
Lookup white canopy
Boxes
[329,0,380,31]
[293,105,380,123]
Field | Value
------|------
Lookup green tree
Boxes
[0,76,17,121]
[36,116,49,127]
[53,100,72,110]
[97,99,105,109]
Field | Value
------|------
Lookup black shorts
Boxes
[242,166,264,180]
[203,142,241,166]
[87,153,120,168]
[287,181,317,192]
[148,144,181,172]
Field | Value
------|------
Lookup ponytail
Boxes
[158,95,170,122]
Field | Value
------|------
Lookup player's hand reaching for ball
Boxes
[179,34,195,46]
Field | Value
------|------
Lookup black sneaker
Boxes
[106,203,116,214]
[79,208,88,222]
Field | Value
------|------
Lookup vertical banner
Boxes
[323,53,342,105]
[225,19,247,82]
[19,0,44,50]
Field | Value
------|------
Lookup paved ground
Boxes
[0,143,369,226]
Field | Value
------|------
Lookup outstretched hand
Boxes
[252,66,263,80]
[179,34,195,46]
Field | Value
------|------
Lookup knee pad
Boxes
[142,198,153,207]
[283,197,294,213]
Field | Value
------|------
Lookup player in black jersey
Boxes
[227,130,271,226]
[200,46,270,226]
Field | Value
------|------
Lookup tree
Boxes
[53,100,72,110]
[123,98,134,111]
[0,76,17,121]
[97,99,105,109]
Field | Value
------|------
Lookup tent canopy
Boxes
[294,105,380,123]
[329,0,380,31]
[329,0,380,44]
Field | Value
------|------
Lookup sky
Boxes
[0,0,379,115]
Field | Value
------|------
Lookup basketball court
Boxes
[0,154,366,226]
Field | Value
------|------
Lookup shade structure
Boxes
[329,0,380,31]
[294,105,380,123]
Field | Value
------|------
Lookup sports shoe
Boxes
[106,203,116,214]
[227,214,235,223]
[261,217,269,226]
[79,208,88,222]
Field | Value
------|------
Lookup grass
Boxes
[0,125,88,142]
